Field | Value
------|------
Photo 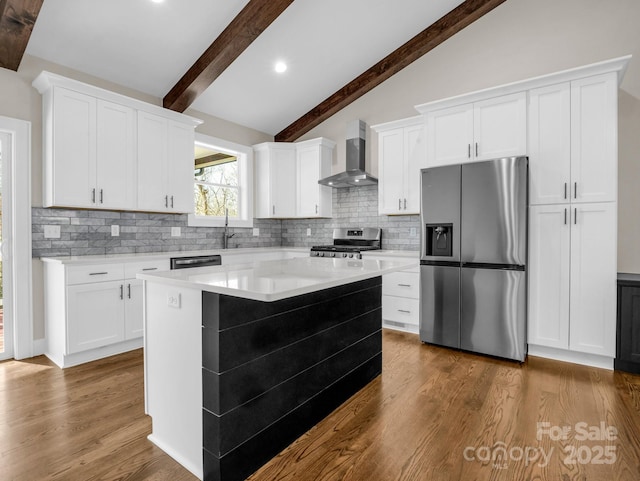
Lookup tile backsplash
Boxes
[32,185,419,257]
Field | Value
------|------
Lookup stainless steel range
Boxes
[310,228,381,259]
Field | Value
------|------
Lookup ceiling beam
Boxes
[275,0,507,142]
[0,0,44,71]
[164,0,294,113]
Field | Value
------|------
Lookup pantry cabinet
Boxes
[528,203,616,357]
[373,117,426,215]
[528,74,617,206]
[424,92,526,167]
[33,71,201,213]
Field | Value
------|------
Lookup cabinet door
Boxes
[528,83,571,205]
[404,123,427,214]
[96,100,136,209]
[167,120,196,213]
[618,285,640,365]
[426,104,473,167]
[67,280,125,354]
[570,73,617,203]
[473,92,527,161]
[270,147,296,217]
[51,87,96,207]
[297,146,321,217]
[569,202,616,356]
[528,204,570,349]
[137,111,168,211]
[378,128,405,214]
[124,279,144,340]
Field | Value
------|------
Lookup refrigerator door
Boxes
[420,165,461,262]
[460,267,527,361]
[419,264,460,348]
[461,157,528,266]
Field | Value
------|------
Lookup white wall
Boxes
[297,0,640,272]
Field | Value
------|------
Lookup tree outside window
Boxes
[194,151,239,218]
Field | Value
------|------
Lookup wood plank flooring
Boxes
[1,330,639,481]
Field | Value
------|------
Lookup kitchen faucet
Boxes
[223,208,236,249]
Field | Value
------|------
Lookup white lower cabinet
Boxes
[528,202,616,361]
[67,280,126,354]
[381,267,420,333]
[43,259,168,368]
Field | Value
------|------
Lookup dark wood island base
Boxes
[201,276,383,481]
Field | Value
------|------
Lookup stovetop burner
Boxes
[310,228,381,259]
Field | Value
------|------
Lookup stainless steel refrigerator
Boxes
[419,157,528,361]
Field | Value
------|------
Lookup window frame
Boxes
[188,133,254,228]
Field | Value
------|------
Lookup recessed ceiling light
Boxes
[274,61,287,74]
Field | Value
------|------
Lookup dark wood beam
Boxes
[0,0,44,71]
[195,153,236,166]
[275,0,507,142]
[164,0,294,113]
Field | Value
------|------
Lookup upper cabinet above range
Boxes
[33,71,202,213]
[421,92,527,168]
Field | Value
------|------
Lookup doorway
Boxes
[0,132,13,360]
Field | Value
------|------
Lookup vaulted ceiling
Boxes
[7,0,507,139]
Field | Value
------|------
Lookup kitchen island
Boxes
[139,256,414,481]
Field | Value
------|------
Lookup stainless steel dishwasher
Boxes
[169,254,222,270]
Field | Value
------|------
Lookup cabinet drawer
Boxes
[125,259,170,278]
[383,271,420,298]
[67,263,125,285]
[382,296,420,325]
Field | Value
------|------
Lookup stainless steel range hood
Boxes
[318,120,377,188]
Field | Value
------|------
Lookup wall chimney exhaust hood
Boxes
[318,120,377,188]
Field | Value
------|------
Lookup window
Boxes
[188,133,253,228]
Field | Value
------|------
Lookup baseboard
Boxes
[148,434,203,480]
[528,344,614,370]
[383,320,419,334]
[45,338,144,368]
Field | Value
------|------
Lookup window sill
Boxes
[187,214,254,229]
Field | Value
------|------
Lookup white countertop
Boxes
[137,256,416,302]
[39,247,419,265]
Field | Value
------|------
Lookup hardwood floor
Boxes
[2,330,640,481]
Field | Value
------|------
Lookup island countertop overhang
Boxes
[137,256,416,302]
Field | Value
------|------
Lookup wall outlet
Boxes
[43,225,61,239]
[111,225,120,237]
[410,227,417,237]
[167,293,181,308]
[171,227,181,237]
[252,228,260,237]
[307,228,312,236]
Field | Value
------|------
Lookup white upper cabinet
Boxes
[138,114,196,213]
[47,87,97,208]
[529,73,617,205]
[296,138,334,218]
[254,143,297,218]
[374,117,426,215]
[528,83,572,205]
[254,138,335,219]
[425,92,526,167]
[33,71,201,213]
[96,100,136,209]
[570,73,617,204]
